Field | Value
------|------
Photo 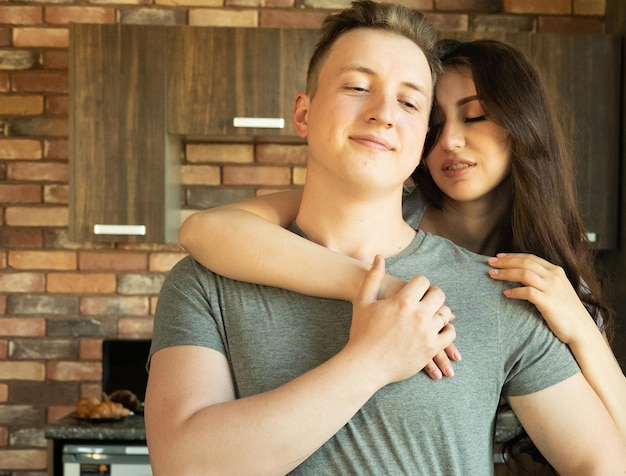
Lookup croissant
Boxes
[76,397,131,419]
[76,397,100,418]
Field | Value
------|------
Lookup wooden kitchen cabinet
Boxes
[69,24,180,243]
[70,25,315,244]
[167,27,318,140]
[69,24,620,248]
[440,32,621,250]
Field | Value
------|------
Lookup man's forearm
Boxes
[147,347,384,476]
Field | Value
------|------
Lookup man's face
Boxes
[296,28,433,193]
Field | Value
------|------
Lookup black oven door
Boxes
[62,444,152,475]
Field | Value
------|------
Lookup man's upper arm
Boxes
[509,372,626,474]
[144,345,235,472]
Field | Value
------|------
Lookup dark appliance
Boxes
[102,339,151,401]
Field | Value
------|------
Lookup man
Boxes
[145,1,626,474]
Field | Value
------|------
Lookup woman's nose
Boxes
[437,121,465,151]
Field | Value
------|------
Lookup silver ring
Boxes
[435,311,447,326]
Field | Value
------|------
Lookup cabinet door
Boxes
[167,27,318,140]
[441,32,620,250]
[70,24,180,243]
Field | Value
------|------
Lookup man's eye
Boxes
[464,115,487,123]
[346,86,368,92]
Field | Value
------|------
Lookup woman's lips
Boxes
[441,160,475,177]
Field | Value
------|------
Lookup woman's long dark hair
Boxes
[413,39,614,473]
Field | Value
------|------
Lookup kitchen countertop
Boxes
[44,412,146,441]
[495,408,521,442]
[45,409,518,443]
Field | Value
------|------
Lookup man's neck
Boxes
[295,183,416,264]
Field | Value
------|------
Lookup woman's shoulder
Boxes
[402,185,428,229]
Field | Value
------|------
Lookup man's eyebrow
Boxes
[338,63,430,97]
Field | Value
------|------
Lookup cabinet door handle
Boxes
[233,117,285,129]
[93,224,147,236]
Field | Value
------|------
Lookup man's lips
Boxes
[350,134,393,151]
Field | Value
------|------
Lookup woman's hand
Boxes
[423,341,461,380]
[487,253,595,345]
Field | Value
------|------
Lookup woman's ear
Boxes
[292,92,310,138]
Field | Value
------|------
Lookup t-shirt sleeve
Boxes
[148,256,227,369]
[498,290,581,397]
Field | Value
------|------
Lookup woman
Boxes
[179,39,626,461]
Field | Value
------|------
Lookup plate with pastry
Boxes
[75,396,132,422]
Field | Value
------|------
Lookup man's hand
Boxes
[379,266,460,379]
[346,255,457,387]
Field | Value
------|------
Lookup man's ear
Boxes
[292,92,310,138]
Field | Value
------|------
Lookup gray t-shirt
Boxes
[150,229,579,475]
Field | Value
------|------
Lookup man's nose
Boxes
[366,93,394,128]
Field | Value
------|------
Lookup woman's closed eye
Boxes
[464,115,487,123]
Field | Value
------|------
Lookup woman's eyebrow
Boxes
[457,95,480,107]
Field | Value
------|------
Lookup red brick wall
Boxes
[0,0,608,474]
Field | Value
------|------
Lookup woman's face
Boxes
[424,67,511,206]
